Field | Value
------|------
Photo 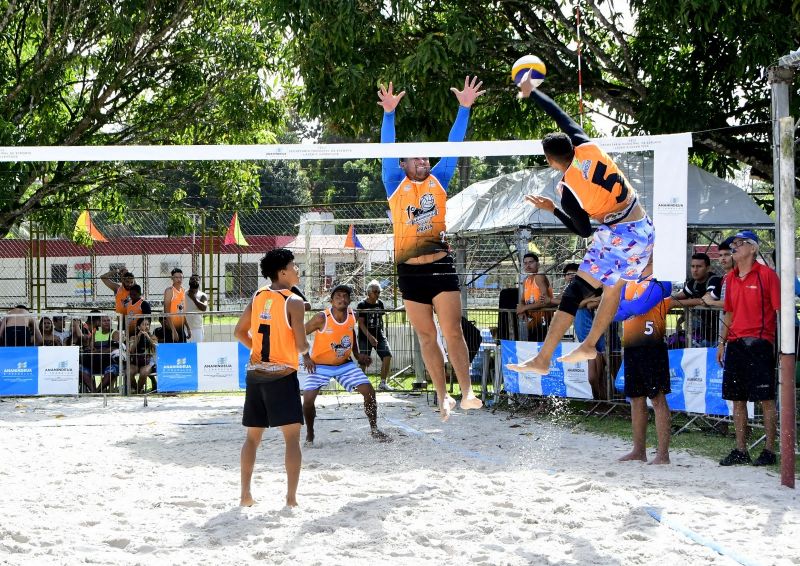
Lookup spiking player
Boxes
[508,73,655,374]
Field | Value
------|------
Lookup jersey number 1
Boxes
[258,324,271,362]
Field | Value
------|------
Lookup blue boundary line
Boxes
[644,507,761,566]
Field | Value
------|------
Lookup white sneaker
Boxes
[377,382,392,391]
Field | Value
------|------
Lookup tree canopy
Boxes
[0,0,288,236]
[272,0,800,183]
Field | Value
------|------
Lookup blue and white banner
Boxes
[0,347,79,396]
[197,342,239,392]
[615,347,754,417]
[501,340,592,399]
[156,343,198,392]
[156,342,250,392]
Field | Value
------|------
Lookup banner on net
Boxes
[501,340,593,399]
[0,346,79,396]
[156,342,249,392]
[614,347,754,417]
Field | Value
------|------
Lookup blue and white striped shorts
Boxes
[302,361,371,392]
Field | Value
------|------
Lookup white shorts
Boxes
[302,361,370,392]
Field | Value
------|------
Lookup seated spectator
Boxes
[52,315,70,344]
[81,315,120,393]
[671,252,722,347]
[39,317,63,346]
[0,305,42,346]
[128,317,157,394]
[516,253,554,342]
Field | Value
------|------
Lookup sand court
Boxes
[0,393,797,565]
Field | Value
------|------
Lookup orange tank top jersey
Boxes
[249,286,299,370]
[310,308,357,366]
[523,276,554,325]
[127,299,145,320]
[115,287,131,315]
[167,287,186,327]
[561,143,637,224]
[388,175,449,264]
[622,278,671,348]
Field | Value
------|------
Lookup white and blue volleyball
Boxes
[511,55,547,87]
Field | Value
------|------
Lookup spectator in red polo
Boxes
[717,230,779,467]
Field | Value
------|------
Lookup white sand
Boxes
[0,393,797,566]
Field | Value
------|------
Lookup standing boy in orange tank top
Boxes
[233,249,310,508]
[163,268,189,343]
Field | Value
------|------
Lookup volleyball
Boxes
[511,55,546,87]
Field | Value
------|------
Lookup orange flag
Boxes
[344,224,364,250]
[224,212,249,246]
[73,210,107,243]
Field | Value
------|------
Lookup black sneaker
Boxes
[752,449,777,466]
[719,449,752,466]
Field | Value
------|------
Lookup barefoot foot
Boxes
[506,355,551,375]
[460,395,483,410]
[439,396,457,422]
[240,493,255,507]
[648,454,670,465]
[285,497,298,508]
[618,451,647,462]
[558,342,598,364]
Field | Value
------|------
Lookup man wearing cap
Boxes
[302,284,390,445]
[717,231,780,467]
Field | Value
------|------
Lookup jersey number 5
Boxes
[591,162,629,204]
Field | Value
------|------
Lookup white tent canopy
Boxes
[446,157,773,236]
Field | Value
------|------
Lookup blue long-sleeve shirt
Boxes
[614,279,673,322]
[381,106,471,198]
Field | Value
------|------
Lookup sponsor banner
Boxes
[615,348,753,417]
[652,138,689,282]
[0,347,38,395]
[38,346,79,395]
[0,347,79,396]
[501,340,592,399]
[237,343,250,389]
[156,343,198,392]
[197,342,239,392]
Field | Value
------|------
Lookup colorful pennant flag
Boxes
[224,212,249,246]
[344,224,364,250]
[73,210,108,243]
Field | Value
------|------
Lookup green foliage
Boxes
[0,0,289,237]
[273,0,799,187]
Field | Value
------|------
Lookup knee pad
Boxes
[558,277,600,316]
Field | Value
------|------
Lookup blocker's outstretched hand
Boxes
[377,82,406,113]
[450,75,486,108]
[525,194,556,213]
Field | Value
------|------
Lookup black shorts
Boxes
[358,334,392,359]
[722,338,777,402]
[242,371,303,428]
[397,254,460,305]
[624,343,671,399]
